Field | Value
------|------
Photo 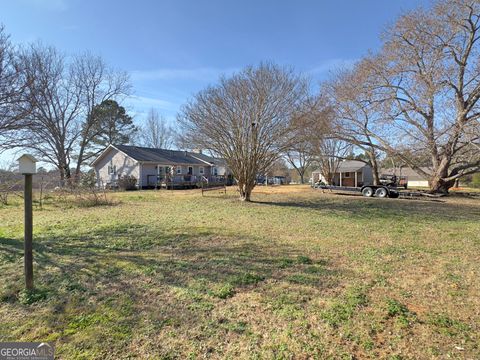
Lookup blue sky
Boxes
[1,0,429,164]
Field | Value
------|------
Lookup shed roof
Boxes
[312,160,369,174]
[17,154,38,163]
[337,160,369,172]
[380,167,431,181]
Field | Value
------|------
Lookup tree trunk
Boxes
[59,168,65,185]
[371,158,380,185]
[238,180,254,201]
[75,143,86,183]
[300,174,304,184]
[429,160,455,194]
[429,176,455,194]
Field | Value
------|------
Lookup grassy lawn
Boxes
[0,185,479,359]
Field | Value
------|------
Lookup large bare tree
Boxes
[19,44,83,184]
[138,108,174,149]
[361,0,480,193]
[19,45,130,184]
[178,63,308,201]
[0,25,30,150]
[324,64,387,186]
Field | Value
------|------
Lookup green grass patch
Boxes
[321,286,368,327]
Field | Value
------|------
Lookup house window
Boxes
[213,167,218,176]
[344,172,351,178]
[165,166,171,174]
[108,164,116,175]
[188,166,193,175]
[199,166,204,175]
[176,166,182,174]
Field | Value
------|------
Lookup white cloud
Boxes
[131,67,238,82]
[126,95,176,112]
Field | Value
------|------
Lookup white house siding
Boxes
[141,164,159,186]
[213,165,227,176]
[95,148,139,187]
[408,180,429,187]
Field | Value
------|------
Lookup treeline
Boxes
[0,25,138,184]
[179,0,480,199]
[1,0,480,199]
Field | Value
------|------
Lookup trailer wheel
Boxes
[389,191,399,198]
[375,187,388,198]
[362,187,374,197]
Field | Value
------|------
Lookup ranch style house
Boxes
[92,144,229,189]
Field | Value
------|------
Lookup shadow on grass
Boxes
[0,222,343,306]
[0,222,346,358]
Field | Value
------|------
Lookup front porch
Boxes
[332,171,363,187]
[142,174,228,190]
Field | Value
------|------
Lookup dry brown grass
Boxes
[0,185,479,359]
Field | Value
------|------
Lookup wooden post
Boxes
[355,171,358,188]
[24,174,33,290]
[339,172,342,187]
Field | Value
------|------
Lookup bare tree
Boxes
[18,46,131,185]
[73,53,131,180]
[313,139,352,185]
[360,0,480,193]
[285,145,312,184]
[178,63,308,201]
[138,108,174,149]
[19,44,83,184]
[324,64,387,185]
[284,101,318,184]
[0,25,30,150]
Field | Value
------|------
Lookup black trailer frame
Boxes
[314,184,399,198]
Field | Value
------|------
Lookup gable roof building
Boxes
[311,160,374,187]
[92,144,228,189]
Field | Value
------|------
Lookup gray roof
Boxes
[336,160,369,172]
[380,167,430,181]
[189,152,226,166]
[312,160,369,173]
[312,160,370,174]
[115,145,211,165]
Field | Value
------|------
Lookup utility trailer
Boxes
[314,184,400,198]
[359,185,399,198]
[313,183,450,200]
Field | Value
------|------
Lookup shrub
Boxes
[80,170,97,188]
[118,175,137,191]
[471,173,480,188]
